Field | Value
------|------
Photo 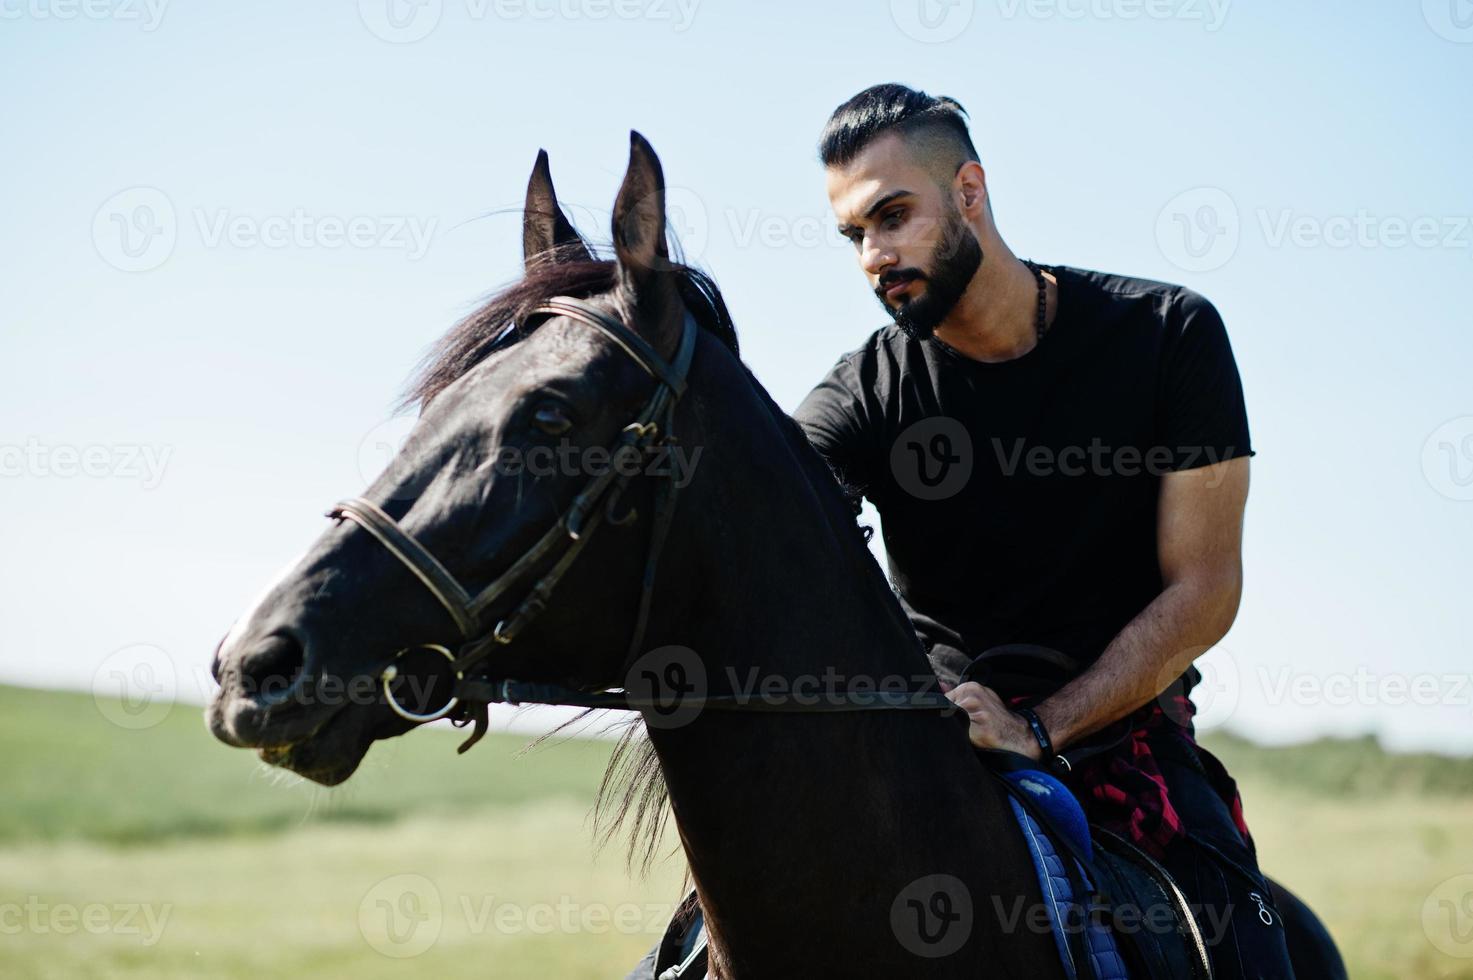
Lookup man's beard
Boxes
[874,211,983,341]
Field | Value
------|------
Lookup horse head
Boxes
[206,133,723,784]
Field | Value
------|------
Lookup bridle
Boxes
[328,295,694,748]
[327,295,952,754]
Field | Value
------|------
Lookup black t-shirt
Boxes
[794,265,1253,683]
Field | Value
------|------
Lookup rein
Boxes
[327,295,953,753]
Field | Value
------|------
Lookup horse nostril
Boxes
[238,634,308,705]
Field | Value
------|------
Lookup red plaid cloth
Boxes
[1056,693,1251,861]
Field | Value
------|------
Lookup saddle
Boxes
[985,750,1212,980]
[964,645,1212,980]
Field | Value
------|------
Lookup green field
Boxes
[2,683,1471,979]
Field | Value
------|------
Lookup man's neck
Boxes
[932,248,1057,364]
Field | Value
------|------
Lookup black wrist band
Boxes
[1015,706,1071,774]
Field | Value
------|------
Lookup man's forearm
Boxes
[1035,573,1241,750]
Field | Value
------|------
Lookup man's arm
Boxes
[1037,455,1248,748]
[948,456,1249,758]
[793,353,880,513]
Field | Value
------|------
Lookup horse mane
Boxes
[404,248,739,411]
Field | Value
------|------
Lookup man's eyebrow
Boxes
[837,189,915,235]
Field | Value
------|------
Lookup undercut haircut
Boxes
[818,83,980,179]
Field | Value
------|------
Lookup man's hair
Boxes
[818,83,979,173]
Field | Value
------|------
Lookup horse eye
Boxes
[532,404,572,435]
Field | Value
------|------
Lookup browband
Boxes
[530,297,690,397]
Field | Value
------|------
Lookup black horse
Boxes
[207,134,1341,979]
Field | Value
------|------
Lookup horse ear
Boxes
[611,131,670,283]
[523,149,591,269]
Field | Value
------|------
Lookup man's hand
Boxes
[945,681,1042,760]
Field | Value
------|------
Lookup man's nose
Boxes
[861,242,895,279]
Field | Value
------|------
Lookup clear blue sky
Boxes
[2,0,1470,750]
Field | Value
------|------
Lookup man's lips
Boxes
[882,277,918,301]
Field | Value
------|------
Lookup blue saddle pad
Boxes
[1001,769,1130,980]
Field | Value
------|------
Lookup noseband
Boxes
[328,295,950,753]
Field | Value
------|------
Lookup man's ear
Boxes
[955,160,988,216]
[523,149,591,269]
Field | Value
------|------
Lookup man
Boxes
[792,83,1294,978]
